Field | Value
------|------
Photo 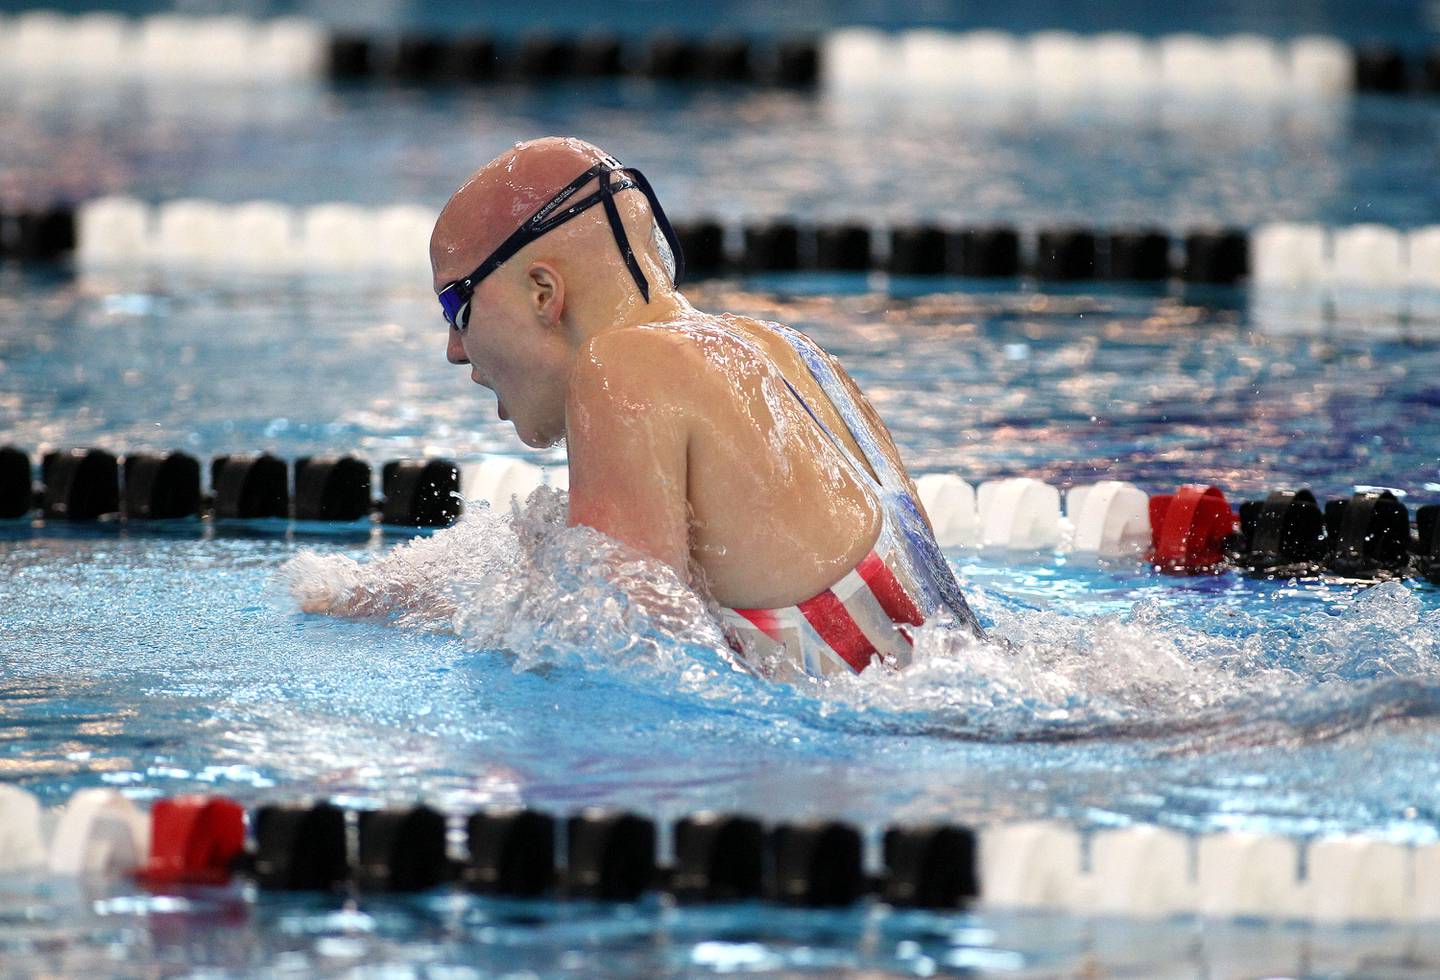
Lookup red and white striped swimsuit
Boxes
[718,518,932,681]
[713,322,980,681]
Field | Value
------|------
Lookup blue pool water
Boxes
[6,276,1440,973]
[3,0,1440,974]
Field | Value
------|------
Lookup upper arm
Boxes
[565,330,693,579]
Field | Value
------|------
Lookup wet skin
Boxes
[433,138,933,609]
[449,301,935,608]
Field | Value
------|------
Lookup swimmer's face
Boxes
[441,265,570,449]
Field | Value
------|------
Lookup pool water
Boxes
[7,276,1440,973]
[4,0,1440,974]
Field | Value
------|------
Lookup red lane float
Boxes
[1149,485,1238,572]
[140,795,246,886]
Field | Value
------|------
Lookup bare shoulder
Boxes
[571,313,767,407]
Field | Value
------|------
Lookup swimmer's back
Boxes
[565,309,933,609]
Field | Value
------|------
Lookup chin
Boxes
[515,426,551,450]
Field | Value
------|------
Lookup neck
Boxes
[567,285,690,348]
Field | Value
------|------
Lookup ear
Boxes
[525,262,565,327]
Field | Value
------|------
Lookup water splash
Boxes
[284,493,1440,747]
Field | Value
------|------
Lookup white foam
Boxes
[286,481,1440,756]
[285,489,730,675]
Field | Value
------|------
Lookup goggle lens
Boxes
[439,286,470,332]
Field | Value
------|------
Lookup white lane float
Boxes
[461,457,567,511]
[48,789,150,876]
[1025,31,1091,96]
[0,785,47,872]
[897,30,960,89]
[1408,226,1440,325]
[1066,481,1150,557]
[1289,35,1354,96]
[1413,841,1440,921]
[1219,35,1288,97]
[821,28,897,92]
[226,201,297,270]
[1330,224,1407,322]
[76,196,150,267]
[69,15,131,73]
[979,821,1087,909]
[1089,825,1195,917]
[914,473,977,548]
[374,205,438,273]
[298,204,382,269]
[1158,34,1223,96]
[955,31,1024,92]
[152,199,230,266]
[0,13,324,80]
[1196,831,1303,919]
[1306,836,1412,923]
[1091,32,1155,93]
[1249,223,1330,335]
[1251,222,1329,285]
[976,477,1061,550]
[251,18,326,79]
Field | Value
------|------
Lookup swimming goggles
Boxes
[438,155,685,333]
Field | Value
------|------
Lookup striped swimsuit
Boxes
[717,324,983,681]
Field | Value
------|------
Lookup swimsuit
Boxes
[717,323,983,680]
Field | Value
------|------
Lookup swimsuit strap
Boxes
[769,323,908,493]
[779,376,882,491]
[767,323,984,636]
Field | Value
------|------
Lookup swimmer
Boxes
[421,136,983,681]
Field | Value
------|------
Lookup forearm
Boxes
[285,531,460,623]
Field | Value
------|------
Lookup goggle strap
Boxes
[438,160,687,329]
[626,168,687,286]
[600,175,651,303]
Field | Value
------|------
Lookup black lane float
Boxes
[0,447,460,528]
[139,795,984,910]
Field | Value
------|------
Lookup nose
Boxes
[445,325,469,365]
